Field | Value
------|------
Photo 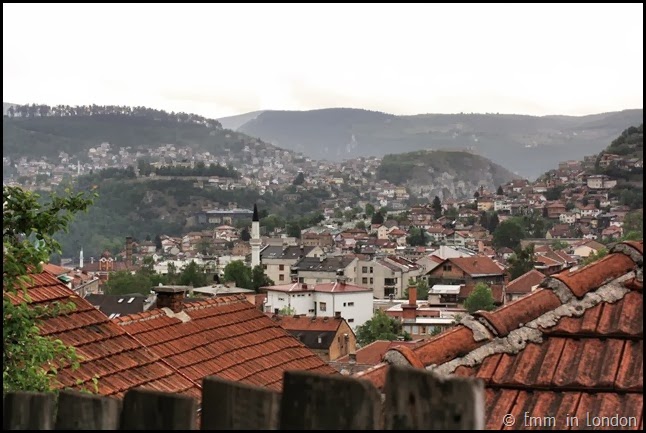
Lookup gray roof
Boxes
[261,245,316,260]
[293,256,355,272]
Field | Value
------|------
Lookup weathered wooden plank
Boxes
[120,388,197,430]
[201,376,280,430]
[54,390,121,430]
[3,392,56,430]
[279,370,382,430]
[383,365,484,430]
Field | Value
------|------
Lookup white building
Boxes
[262,280,373,331]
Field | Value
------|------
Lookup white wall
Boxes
[265,290,314,315]
[313,291,372,331]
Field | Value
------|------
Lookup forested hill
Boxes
[230,107,643,179]
[2,104,282,160]
[377,150,519,200]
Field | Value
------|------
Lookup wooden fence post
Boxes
[54,390,121,430]
[279,370,382,430]
[120,388,197,430]
[3,392,56,430]
[201,376,280,430]
[383,365,484,430]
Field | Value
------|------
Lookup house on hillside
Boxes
[270,315,356,361]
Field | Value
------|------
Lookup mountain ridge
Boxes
[222,107,643,179]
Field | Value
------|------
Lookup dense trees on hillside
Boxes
[5,104,222,129]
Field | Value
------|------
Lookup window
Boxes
[278,297,285,301]
[347,302,354,307]
[443,264,453,271]
[369,267,373,273]
[420,326,427,334]
[362,277,368,284]
[279,264,285,271]
[319,302,327,312]
[279,274,285,281]
[308,309,315,313]
[348,319,354,323]
[343,302,346,307]
[362,266,368,273]
[299,277,304,283]
[370,277,373,284]
[263,264,268,270]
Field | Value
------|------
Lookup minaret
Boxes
[79,248,84,269]
[250,204,261,268]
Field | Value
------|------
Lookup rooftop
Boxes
[6,272,201,399]
[114,295,338,391]
[354,241,643,430]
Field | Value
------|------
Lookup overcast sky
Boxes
[3,3,643,119]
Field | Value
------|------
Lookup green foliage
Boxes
[582,248,608,266]
[222,260,252,289]
[355,220,366,230]
[355,310,409,346]
[432,196,442,219]
[251,265,274,292]
[371,211,384,225]
[406,227,427,247]
[497,185,504,195]
[178,261,208,287]
[403,279,429,300]
[292,172,305,186]
[279,306,296,315]
[464,283,496,314]
[104,271,156,296]
[545,185,565,201]
[493,220,526,250]
[3,185,95,393]
[364,203,375,217]
[507,245,536,280]
[551,240,569,251]
[479,211,500,233]
[376,150,517,192]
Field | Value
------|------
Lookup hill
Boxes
[232,108,644,180]
[377,150,519,200]
[2,104,282,161]
[217,110,265,130]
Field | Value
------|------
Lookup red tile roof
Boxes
[447,256,505,276]
[355,241,644,430]
[115,295,338,391]
[505,269,545,294]
[271,315,344,332]
[7,272,201,399]
[335,340,423,365]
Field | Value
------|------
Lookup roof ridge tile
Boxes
[551,253,636,298]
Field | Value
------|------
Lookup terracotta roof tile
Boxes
[411,325,488,367]
[553,253,635,298]
[474,289,561,337]
[8,271,201,399]
[116,295,338,391]
[505,269,545,294]
[356,241,644,430]
[448,256,505,276]
[270,315,343,332]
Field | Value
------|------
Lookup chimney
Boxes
[349,352,357,364]
[402,284,418,321]
[126,236,133,265]
[408,285,417,306]
[154,286,189,313]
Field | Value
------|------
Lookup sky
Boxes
[3,3,643,119]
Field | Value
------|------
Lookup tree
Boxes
[279,306,296,315]
[594,198,601,209]
[4,185,95,393]
[104,271,154,295]
[286,222,302,239]
[240,228,251,242]
[371,211,384,225]
[464,283,496,314]
[403,278,429,300]
[223,260,252,289]
[355,310,410,346]
[582,248,608,266]
[178,261,207,287]
[492,220,525,250]
[551,240,569,251]
[473,191,480,199]
[497,185,504,196]
[292,172,305,186]
[407,227,427,247]
[507,245,535,280]
[154,234,163,251]
[432,196,442,219]
[355,221,366,230]
[251,265,274,292]
[364,203,375,217]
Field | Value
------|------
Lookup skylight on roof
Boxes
[128,297,135,303]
